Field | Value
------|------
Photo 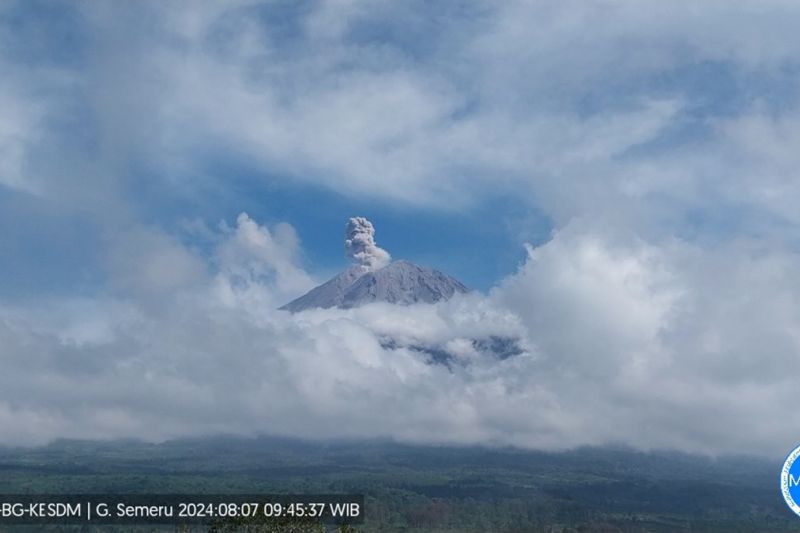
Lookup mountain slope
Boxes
[278,266,366,312]
[340,260,469,308]
[280,260,469,312]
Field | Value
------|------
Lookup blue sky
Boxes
[3,1,800,453]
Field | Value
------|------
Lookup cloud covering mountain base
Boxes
[1,213,798,457]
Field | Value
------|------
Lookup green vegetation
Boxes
[0,437,795,532]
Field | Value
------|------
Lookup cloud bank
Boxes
[0,213,798,457]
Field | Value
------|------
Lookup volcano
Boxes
[280,217,469,312]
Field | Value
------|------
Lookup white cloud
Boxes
[213,213,315,309]
[493,224,800,455]
[12,0,800,225]
[1,213,799,456]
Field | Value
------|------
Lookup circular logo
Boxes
[781,445,800,517]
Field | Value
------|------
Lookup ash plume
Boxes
[345,217,391,270]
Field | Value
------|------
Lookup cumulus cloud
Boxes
[214,213,316,307]
[344,217,391,270]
